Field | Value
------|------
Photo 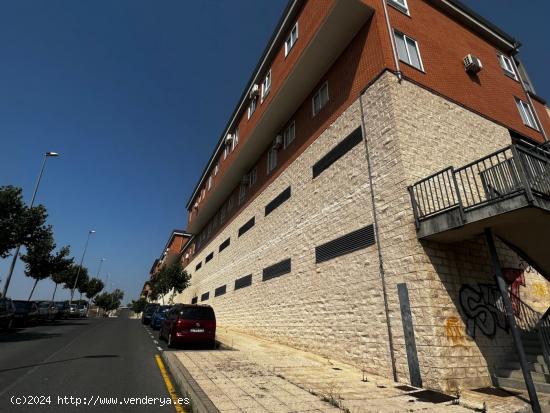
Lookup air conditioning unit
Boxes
[464,54,482,73]
[272,135,283,149]
[225,133,234,145]
[249,84,260,99]
[241,174,250,185]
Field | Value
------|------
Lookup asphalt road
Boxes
[0,309,187,413]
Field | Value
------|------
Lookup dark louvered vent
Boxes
[191,297,198,304]
[234,274,252,290]
[201,292,209,301]
[265,187,291,216]
[205,252,214,263]
[195,262,202,271]
[263,258,291,281]
[315,225,375,263]
[312,127,362,178]
[238,217,256,237]
[219,237,230,253]
[214,285,226,297]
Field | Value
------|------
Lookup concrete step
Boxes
[508,353,547,365]
[497,368,550,382]
[500,360,549,374]
[495,376,550,394]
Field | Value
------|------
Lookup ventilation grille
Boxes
[312,127,362,178]
[315,225,375,263]
[263,258,291,281]
[238,217,256,237]
[201,292,209,301]
[191,297,198,304]
[205,252,214,263]
[265,187,291,216]
[214,285,226,297]
[235,274,252,290]
[195,262,202,271]
[219,237,231,253]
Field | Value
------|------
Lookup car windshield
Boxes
[179,307,215,320]
[55,303,66,309]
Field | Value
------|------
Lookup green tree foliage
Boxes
[94,289,124,312]
[84,278,105,301]
[62,264,89,291]
[0,186,49,258]
[21,228,73,301]
[130,297,148,314]
[150,262,190,304]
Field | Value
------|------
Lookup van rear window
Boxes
[179,307,215,320]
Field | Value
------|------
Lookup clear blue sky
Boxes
[1,1,548,302]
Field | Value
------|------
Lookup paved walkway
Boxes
[168,327,538,412]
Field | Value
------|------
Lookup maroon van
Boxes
[159,304,216,348]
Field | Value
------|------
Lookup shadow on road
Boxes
[0,355,120,373]
[0,330,61,343]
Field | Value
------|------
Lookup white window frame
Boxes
[261,70,271,102]
[207,175,212,190]
[498,53,518,80]
[285,23,299,57]
[394,31,424,71]
[515,98,539,130]
[231,128,239,151]
[214,161,219,176]
[267,148,277,174]
[248,97,257,119]
[312,82,329,116]
[283,121,295,148]
[223,145,228,160]
[388,0,408,14]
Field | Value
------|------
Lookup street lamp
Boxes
[70,230,95,304]
[95,258,106,279]
[1,151,60,298]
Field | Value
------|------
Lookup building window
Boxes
[249,167,257,186]
[515,98,539,130]
[312,82,329,116]
[248,97,257,119]
[201,188,205,200]
[283,121,295,148]
[388,0,408,13]
[267,148,277,174]
[394,31,423,71]
[214,160,219,176]
[498,53,517,80]
[223,145,228,160]
[285,23,298,56]
[207,175,212,190]
[261,70,271,101]
[231,129,239,151]
[238,182,247,205]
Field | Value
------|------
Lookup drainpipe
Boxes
[485,228,541,413]
[511,45,548,142]
[382,0,402,82]
[359,94,398,382]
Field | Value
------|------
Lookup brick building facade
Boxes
[151,0,550,394]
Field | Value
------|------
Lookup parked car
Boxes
[37,301,57,322]
[54,301,70,320]
[78,304,88,318]
[0,297,16,330]
[12,300,39,326]
[150,305,172,330]
[141,303,160,325]
[159,304,216,348]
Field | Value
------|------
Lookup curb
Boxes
[161,351,220,413]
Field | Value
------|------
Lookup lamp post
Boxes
[95,258,106,279]
[1,152,59,298]
[70,230,95,304]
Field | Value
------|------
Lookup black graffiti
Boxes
[459,283,509,339]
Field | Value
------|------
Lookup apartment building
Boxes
[167,0,550,395]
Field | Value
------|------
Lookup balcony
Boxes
[408,142,550,276]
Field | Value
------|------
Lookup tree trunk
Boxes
[51,283,58,303]
[28,279,39,301]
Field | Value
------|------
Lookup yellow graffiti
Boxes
[445,317,466,346]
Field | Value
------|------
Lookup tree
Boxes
[84,278,104,310]
[20,228,72,301]
[0,186,49,258]
[62,265,89,294]
[94,289,124,314]
[150,262,190,304]
[51,263,77,303]
[76,273,90,302]
[130,297,147,314]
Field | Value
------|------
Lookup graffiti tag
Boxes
[459,284,508,339]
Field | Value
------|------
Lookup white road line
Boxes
[154,340,159,344]
[157,346,163,351]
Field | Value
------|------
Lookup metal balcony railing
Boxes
[408,143,550,228]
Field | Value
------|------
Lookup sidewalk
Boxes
[163,328,547,413]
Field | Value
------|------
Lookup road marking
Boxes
[157,346,163,351]
[154,340,159,344]
[155,355,185,413]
